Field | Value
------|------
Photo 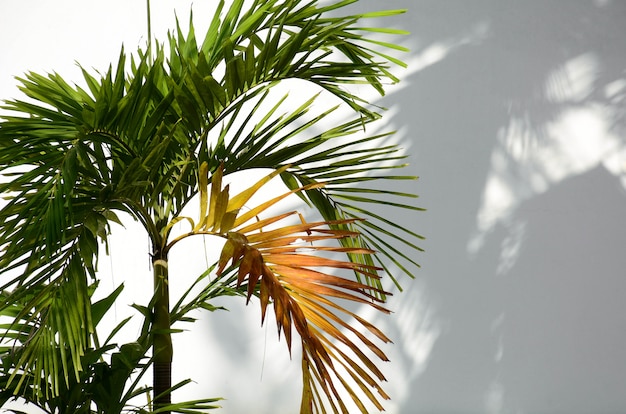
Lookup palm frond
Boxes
[1,0,418,412]
[162,165,393,413]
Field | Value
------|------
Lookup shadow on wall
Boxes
[344,1,626,413]
[494,165,626,413]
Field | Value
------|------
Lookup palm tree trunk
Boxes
[153,257,172,413]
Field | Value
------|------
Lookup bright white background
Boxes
[2,1,626,413]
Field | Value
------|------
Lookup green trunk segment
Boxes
[153,258,172,412]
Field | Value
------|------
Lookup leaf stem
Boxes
[146,0,152,61]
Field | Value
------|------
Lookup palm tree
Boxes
[0,0,423,413]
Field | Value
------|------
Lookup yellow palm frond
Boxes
[180,163,393,413]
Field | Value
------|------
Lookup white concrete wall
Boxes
[2,1,626,413]
[362,1,626,413]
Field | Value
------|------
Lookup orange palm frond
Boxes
[198,164,394,413]
[165,163,394,412]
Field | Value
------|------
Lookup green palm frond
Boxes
[1,0,420,412]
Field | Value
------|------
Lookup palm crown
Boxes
[0,0,423,413]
